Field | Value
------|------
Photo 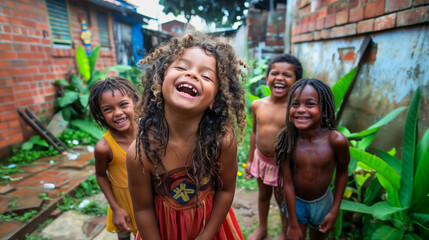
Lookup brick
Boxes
[325,14,336,28]
[414,0,429,7]
[0,43,13,51]
[386,0,411,13]
[375,13,396,31]
[321,29,331,39]
[317,8,328,19]
[0,69,11,77]
[357,19,375,33]
[364,0,385,19]
[8,120,20,128]
[350,6,364,22]
[0,112,18,122]
[308,21,316,31]
[1,33,13,42]
[396,7,428,27]
[338,47,356,61]
[336,9,349,25]
[313,31,322,40]
[331,24,356,38]
[0,60,11,68]
[316,17,325,30]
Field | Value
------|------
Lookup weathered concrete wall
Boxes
[293,25,429,153]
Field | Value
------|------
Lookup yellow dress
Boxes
[104,130,137,234]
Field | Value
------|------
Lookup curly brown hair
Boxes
[135,32,247,194]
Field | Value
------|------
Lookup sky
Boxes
[127,0,209,31]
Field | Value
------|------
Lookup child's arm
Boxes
[245,101,259,179]
[319,131,350,233]
[94,138,131,231]
[197,132,238,239]
[282,161,303,239]
[126,140,161,239]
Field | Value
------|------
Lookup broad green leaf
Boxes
[21,142,34,150]
[417,128,429,166]
[340,200,405,221]
[412,213,429,225]
[70,119,103,140]
[248,93,259,103]
[88,45,100,73]
[400,88,420,208]
[331,67,357,114]
[356,134,376,151]
[79,93,89,109]
[404,233,423,240]
[371,225,404,240]
[76,46,90,81]
[71,74,85,93]
[411,145,429,214]
[53,79,70,87]
[260,85,271,97]
[246,74,265,87]
[350,148,400,191]
[57,91,80,107]
[346,127,378,139]
[377,173,401,207]
[374,148,401,175]
[334,210,343,238]
[61,108,71,121]
[364,176,382,205]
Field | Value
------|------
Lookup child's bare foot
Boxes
[247,227,267,240]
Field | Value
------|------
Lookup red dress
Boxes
[136,167,243,240]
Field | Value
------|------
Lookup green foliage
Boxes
[25,234,51,240]
[39,193,53,201]
[53,45,131,139]
[0,210,38,222]
[56,192,76,211]
[58,128,98,148]
[160,0,248,27]
[21,135,49,151]
[74,175,101,199]
[341,88,429,239]
[77,200,107,217]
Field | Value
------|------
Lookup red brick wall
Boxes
[0,0,118,158]
[291,0,429,43]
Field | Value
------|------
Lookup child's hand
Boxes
[244,161,253,179]
[286,225,302,240]
[112,207,131,231]
[319,212,336,233]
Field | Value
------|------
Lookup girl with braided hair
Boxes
[89,77,139,239]
[126,32,245,239]
[275,79,350,240]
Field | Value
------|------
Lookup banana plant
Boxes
[54,45,132,140]
[340,88,429,239]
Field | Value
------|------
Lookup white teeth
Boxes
[178,83,197,94]
[274,84,285,88]
[115,118,126,123]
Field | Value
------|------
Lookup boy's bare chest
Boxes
[294,140,335,168]
[256,103,286,126]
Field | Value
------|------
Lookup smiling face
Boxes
[267,62,297,100]
[289,85,322,131]
[99,89,135,132]
[162,47,218,114]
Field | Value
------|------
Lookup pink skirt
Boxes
[250,148,279,186]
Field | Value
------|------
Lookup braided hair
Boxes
[135,33,247,201]
[89,77,139,130]
[274,78,336,201]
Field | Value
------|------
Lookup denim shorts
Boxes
[285,188,333,229]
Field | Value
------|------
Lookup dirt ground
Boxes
[232,187,282,239]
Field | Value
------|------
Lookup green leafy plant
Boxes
[77,200,107,216]
[54,45,132,140]
[0,210,38,222]
[39,193,53,202]
[340,88,429,239]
